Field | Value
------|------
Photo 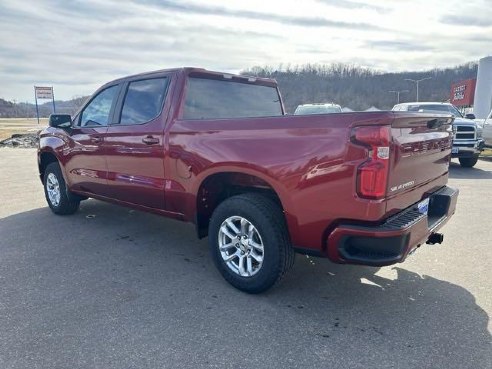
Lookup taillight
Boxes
[352,126,391,199]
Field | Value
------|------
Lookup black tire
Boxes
[459,156,479,168]
[44,162,80,215]
[208,193,295,293]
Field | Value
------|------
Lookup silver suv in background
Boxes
[393,102,485,167]
[294,103,342,115]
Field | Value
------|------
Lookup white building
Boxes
[474,56,492,119]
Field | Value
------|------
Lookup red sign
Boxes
[450,78,476,106]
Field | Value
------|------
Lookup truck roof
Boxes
[104,67,278,88]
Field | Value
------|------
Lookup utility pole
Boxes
[389,90,409,104]
[405,77,432,102]
[12,99,17,117]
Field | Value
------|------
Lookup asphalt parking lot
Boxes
[0,148,490,369]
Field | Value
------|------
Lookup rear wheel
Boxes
[459,156,479,168]
[208,193,295,293]
[44,162,80,215]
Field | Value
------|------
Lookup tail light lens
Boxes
[352,126,391,199]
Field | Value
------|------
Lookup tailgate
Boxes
[386,112,454,214]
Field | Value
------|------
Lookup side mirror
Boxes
[465,113,476,120]
[49,114,72,128]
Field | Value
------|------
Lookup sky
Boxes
[0,0,491,102]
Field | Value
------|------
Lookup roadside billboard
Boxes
[450,78,476,106]
[34,86,56,124]
[35,86,54,99]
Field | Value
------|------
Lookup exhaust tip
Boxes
[426,232,444,245]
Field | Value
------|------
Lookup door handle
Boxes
[142,136,160,145]
[91,136,103,144]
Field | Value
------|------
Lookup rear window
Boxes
[182,77,282,120]
[120,77,169,125]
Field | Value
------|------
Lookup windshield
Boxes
[294,105,341,115]
[407,104,463,117]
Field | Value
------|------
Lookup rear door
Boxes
[103,75,171,209]
[386,112,453,213]
[65,84,120,195]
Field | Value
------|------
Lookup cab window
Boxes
[119,77,169,125]
[80,85,119,127]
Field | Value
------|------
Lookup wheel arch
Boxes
[193,167,296,239]
[38,150,60,183]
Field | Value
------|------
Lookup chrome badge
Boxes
[390,180,415,193]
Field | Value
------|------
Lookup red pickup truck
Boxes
[38,67,458,293]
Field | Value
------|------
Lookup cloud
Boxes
[133,0,383,30]
[0,0,490,102]
[366,40,434,52]
[316,0,390,13]
[440,14,492,27]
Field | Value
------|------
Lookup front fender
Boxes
[38,130,70,184]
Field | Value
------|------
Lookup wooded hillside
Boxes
[242,62,478,113]
[0,96,87,118]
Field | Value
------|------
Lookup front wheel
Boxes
[44,162,80,215]
[459,156,479,168]
[208,193,295,293]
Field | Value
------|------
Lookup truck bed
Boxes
[168,111,454,254]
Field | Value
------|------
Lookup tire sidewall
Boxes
[209,196,283,292]
[44,165,62,211]
[44,162,78,214]
[459,156,478,167]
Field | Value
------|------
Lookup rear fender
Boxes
[192,165,300,243]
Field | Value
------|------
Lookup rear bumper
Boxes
[326,186,459,266]
[451,139,484,158]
